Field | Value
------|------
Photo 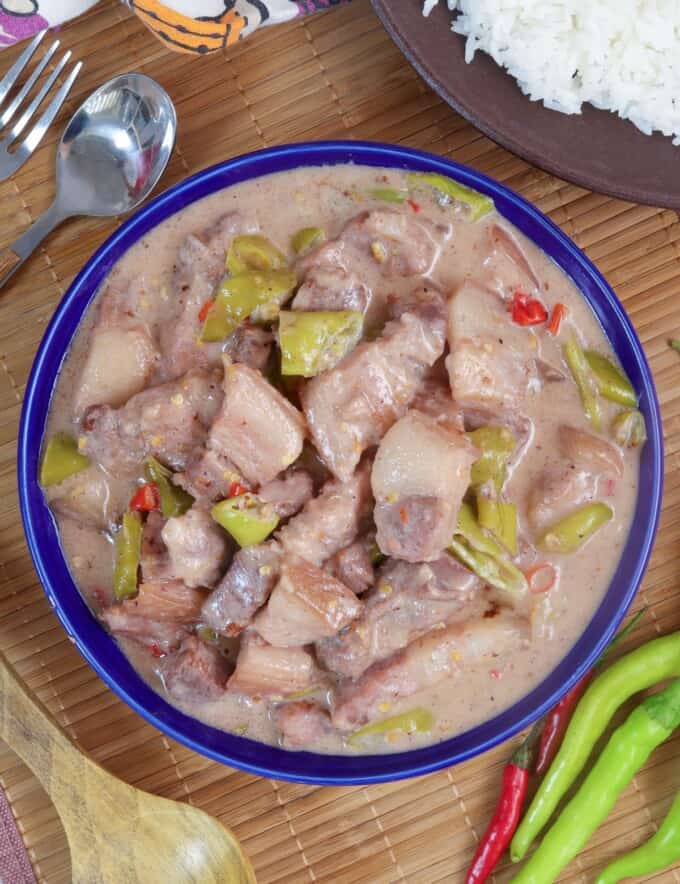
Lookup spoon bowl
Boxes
[0,72,176,287]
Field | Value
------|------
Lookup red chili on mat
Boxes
[510,291,548,326]
[129,482,160,512]
[534,676,593,775]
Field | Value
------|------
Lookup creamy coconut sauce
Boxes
[43,165,640,754]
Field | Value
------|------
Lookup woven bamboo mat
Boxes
[0,2,678,881]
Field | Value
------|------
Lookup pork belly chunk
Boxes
[223,324,274,373]
[292,266,372,314]
[302,286,447,481]
[324,538,374,595]
[161,636,230,703]
[372,410,476,562]
[273,702,334,749]
[258,470,315,519]
[201,542,281,637]
[101,580,207,653]
[317,555,481,678]
[446,281,534,413]
[332,611,528,731]
[528,464,598,532]
[277,461,373,566]
[228,633,321,699]
[161,507,229,589]
[45,465,132,532]
[558,426,624,478]
[253,554,363,647]
[81,370,223,475]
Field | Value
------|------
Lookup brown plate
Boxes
[371,0,680,209]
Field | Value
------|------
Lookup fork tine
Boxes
[0,29,46,108]
[5,50,71,147]
[18,61,83,158]
[0,39,59,129]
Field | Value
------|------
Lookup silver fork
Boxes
[0,30,82,181]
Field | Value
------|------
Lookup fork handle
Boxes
[0,200,67,290]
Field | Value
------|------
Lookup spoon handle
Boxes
[0,201,67,290]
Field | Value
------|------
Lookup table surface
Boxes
[0,2,679,882]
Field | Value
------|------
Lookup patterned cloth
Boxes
[0,1,348,53]
[0,782,36,884]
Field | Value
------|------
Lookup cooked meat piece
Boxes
[258,470,315,519]
[223,324,274,373]
[277,461,373,566]
[324,538,374,595]
[161,636,230,703]
[486,221,542,295]
[81,370,223,475]
[253,554,363,647]
[161,507,229,589]
[411,375,465,432]
[44,465,132,532]
[372,410,476,562]
[302,286,447,481]
[159,213,256,378]
[176,447,247,503]
[189,361,306,489]
[317,555,481,678]
[140,511,169,581]
[101,580,207,652]
[292,266,372,314]
[332,611,528,730]
[273,701,334,749]
[446,281,534,413]
[528,463,598,532]
[228,632,321,699]
[558,426,624,478]
[201,542,282,636]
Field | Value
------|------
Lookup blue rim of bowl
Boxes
[18,141,663,785]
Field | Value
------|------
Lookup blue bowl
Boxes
[18,142,663,785]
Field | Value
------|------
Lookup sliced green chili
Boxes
[211,494,279,547]
[612,408,647,448]
[563,336,603,431]
[670,339,680,354]
[113,511,143,600]
[291,226,325,254]
[368,187,408,204]
[449,536,527,597]
[538,502,613,554]
[468,425,516,491]
[585,350,637,408]
[40,433,91,487]
[595,790,680,884]
[145,456,193,518]
[226,235,287,275]
[279,309,363,377]
[512,679,680,883]
[511,631,680,861]
[348,707,434,746]
[201,270,297,342]
[407,172,494,222]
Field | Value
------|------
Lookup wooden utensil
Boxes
[0,649,256,883]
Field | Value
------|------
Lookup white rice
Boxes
[423,1,680,144]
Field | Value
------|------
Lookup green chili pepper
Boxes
[584,350,637,408]
[669,339,680,354]
[476,491,501,538]
[537,502,613,554]
[279,309,363,377]
[145,456,193,518]
[407,172,494,222]
[226,235,287,275]
[612,408,647,448]
[564,336,602,431]
[457,502,505,558]
[595,790,680,884]
[468,425,516,490]
[211,494,279,547]
[201,270,297,342]
[368,187,408,204]
[511,679,680,883]
[40,433,91,487]
[348,707,435,746]
[511,631,680,862]
[291,226,325,254]
[113,511,143,600]
[449,536,527,597]
[497,501,518,556]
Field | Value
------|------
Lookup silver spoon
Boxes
[0,72,176,289]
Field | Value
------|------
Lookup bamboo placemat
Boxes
[0,2,678,881]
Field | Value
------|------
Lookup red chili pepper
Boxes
[150,642,163,658]
[465,720,543,884]
[547,302,567,336]
[534,606,647,775]
[228,481,248,498]
[198,299,215,324]
[407,198,421,213]
[129,482,160,512]
[510,291,548,326]
[399,506,409,525]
